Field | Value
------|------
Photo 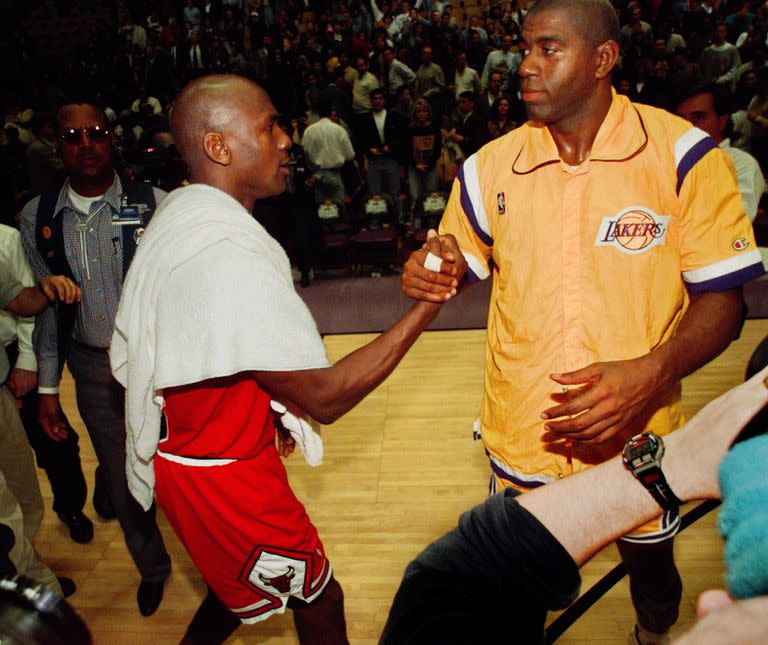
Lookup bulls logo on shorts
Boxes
[594,206,671,255]
[245,548,308,597]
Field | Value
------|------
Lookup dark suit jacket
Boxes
[360,109,406,161]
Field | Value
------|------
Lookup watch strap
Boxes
[642,471,683,511]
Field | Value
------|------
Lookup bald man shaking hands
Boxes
[111,76,461,644]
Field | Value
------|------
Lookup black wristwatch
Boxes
[622,432,683,511]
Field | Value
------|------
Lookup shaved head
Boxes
[526,0,620,47]
[170,74,292,209]
[171,74,268,168]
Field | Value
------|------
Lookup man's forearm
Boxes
[6,286,48,317]
[256,301,441,424]
[33,306,61,391]
[527,364,768,565]
[645,288,744,392]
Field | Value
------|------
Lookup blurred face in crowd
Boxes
[714,23,727,44]
[675,92,727,143]
[422,46,433,64]
[489,72,503,93]
[618,78,632,94]
[372,92,386,112]
[355,57,368,76]
[414,101,431,124]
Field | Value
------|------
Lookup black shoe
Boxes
[92,483,116,520]
[57,512,94,544]
[137,579,165,617]
[57,576,76,598]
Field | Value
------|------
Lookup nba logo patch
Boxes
[497,192,506,215]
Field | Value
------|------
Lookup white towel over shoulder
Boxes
[110,184,330,510]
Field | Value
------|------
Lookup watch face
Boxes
[623,433,661,471]
[626,435,654,459]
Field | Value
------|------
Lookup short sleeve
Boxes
[675,130,764,293]
[438,154,493,283]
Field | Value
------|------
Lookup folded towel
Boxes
[111,184,329,509]
[270,401,323,466]
[718,434,768,599]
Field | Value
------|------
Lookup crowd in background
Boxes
[1,0,768,271]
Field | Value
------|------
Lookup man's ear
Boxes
[595,40,620,80]
[203,132,231,165]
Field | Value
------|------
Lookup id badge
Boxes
[113,197,147,226]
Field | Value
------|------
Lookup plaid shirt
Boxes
[20,173,165,391]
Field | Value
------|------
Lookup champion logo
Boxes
[594,206,670,254]
[732,238,749,251]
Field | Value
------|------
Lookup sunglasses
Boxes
[58,125,111,145]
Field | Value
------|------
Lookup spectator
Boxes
[478,70,506,118]
[451,90,487,158]
[20,102,172,617]
[391,85,415,122]
[414,45,445,100]
[183,0,202,31]
[405,98,441,210]
[302,99,355,204]
[487,96,516,139]
[451,51,481,101]
[700,22,741,85]
[383,46,416,99]
[620,5,653,56]
[481,33,521,93]
[361,88,405,218]
[24,112,64,196]
[675,82,765,221]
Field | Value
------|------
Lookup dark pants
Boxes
[67,341,171,582]
[617,536,682,634]
[6,342,86,518]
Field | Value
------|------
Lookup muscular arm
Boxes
[254,301,441,424]
[543,288,744,443]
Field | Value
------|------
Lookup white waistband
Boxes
[156,450,235,467]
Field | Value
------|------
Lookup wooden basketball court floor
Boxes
[35,320,767,644]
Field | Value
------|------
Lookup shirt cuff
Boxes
[37,386,60,395]
[13,353,37,372]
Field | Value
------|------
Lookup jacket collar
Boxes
[512,91,648,175]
